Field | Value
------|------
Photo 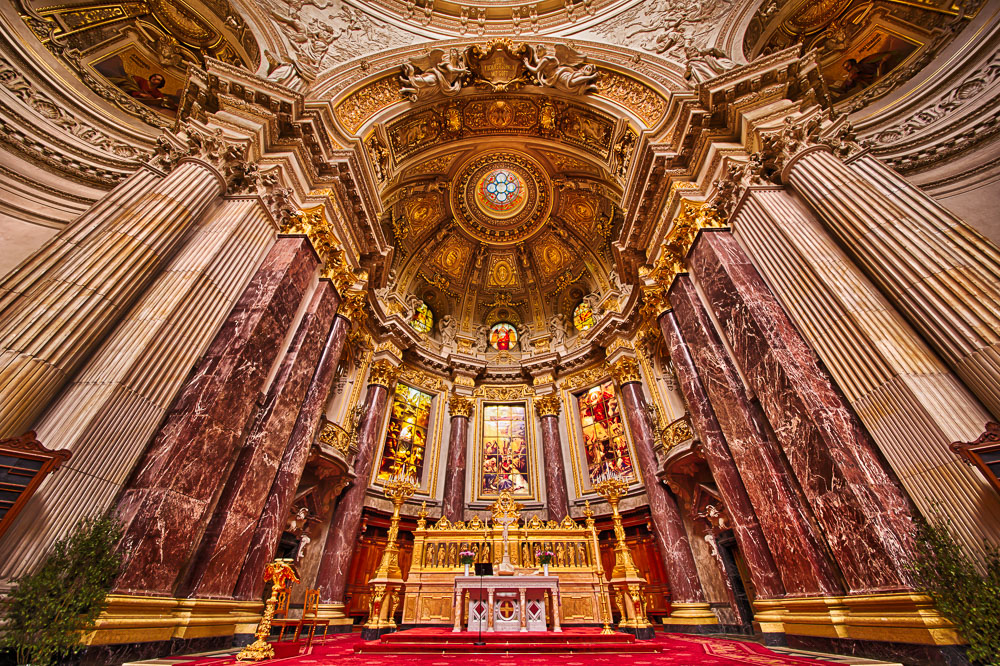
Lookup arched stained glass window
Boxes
[573,301,595,331]
[377,383,433,483]
[578,380,633,484]
[411,302,433,333]
[489,322,518,351]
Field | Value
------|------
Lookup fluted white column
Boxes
[732,187,1000,559]
[786,147,1000,418]
[0,196,275,584]
[0,159,226,438]
[0,165,165,312]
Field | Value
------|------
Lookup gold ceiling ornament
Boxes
[483,292,526,309]
[593,69,668,128]
[467,39,534,92]
[610,357,642,386]
[417,270,460,298]
[334,75,402,134]
[280,205,351,275]
[534,395,562,418]
[448,393,475,418]
[368,359,401,388]
[337,290,368,323]
[451,151,550,245]
[473,383,535,399]
[639,285,672,320]
[552,268,587,295]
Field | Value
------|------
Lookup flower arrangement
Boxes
[535,549,555,565]
[459,550,475,565]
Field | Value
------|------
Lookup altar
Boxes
[453,575,560,632]
[400,492,612,629]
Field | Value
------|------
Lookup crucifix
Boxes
[491,491,521,575]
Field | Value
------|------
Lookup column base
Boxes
[753,593,967,665]
[661,602,720,634]
[361,625,398,640]
[315,602,357,633]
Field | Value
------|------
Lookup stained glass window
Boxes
[479,169,524,213]
[489,322,518,351]
[579,380,633,484]
[377,384,433,482]
[573,301,594,331]
[481,404,530,496]
[411,302,433,333]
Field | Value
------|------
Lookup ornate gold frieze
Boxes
[472,384,535,399]
[594,69,667,128]
[452,375,476,388]
[334,75,402,134]
[646,200,729,294]
[534,395,561,418]
[448,393,475,418]
[398,366,447,393]
[532,372,555,386]
[610,357,642,385]
[368,359,401,388]
[559,362,612,391]
[318,421,352,454]
[605,338,634,357]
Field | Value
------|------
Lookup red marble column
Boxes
[660,310,786,600]
[687,230,916,593]
[234,310,352,601]
[610,362,705,605]
[534,396,570,521]
[113,238,319,596]
[182,281,340,598]
[669,276,843,596]
[441,394,473,520]
[316,360,398,604]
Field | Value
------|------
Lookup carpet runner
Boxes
[135,629,846,665]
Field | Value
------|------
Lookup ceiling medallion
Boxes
[452,151,550,245]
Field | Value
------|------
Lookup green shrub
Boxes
[1,516,123,665]
[908,515,1000,665]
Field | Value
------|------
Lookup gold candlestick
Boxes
[364,475,418,637]
[237,559,299,662]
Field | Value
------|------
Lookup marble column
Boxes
[0,196,275,585]
[0,165,164,313]
[669,276,843,596]
[787,147,1000,419]
[441,394,474,521]
[316,359,399,604]
[113,237,319,596]
[732,188,1000,559]
[688,230,916,593]
[183,280,340,598]
[0,158,228,439]
[610,359,706,606]
[659,310,785,600]
[534,396,570,521]
[234,309,353,601]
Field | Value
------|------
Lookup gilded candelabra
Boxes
[583,500,615,635]
[236,559,299,662]
[363,474,418,638]
[593,475,652,635]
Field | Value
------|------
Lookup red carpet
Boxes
[155,629,843,665]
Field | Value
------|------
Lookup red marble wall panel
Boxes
[688,231,916,593]
[113,238,318,596]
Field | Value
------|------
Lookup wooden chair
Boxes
[295,589,331,647]
[271,589,300,642]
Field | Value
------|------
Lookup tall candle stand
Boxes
[236,559,299,661]
[362,473,418,640]
[593,475,654,639]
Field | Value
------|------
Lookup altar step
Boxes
[356,628,661,654]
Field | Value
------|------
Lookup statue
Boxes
[399,48,470,102]
[404,293,424,320]
[438,314,458,348]
[681,38,736,84]
[473,324,489,353]
[524,44,600,95]
[516,321,532,346]
[548,314,569,347]
[608,268,626,292]
[582,292,603,317]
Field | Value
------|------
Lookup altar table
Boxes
[453,575,561,632]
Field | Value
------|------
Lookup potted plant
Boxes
[0,516,122,666]
[459,550,475,576]
[536,550,555,576]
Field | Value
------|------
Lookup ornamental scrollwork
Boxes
[368,359,401,388]
[534,395,562,418]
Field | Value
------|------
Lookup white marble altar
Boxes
[453,575,561,633]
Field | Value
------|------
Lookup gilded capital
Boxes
[448,393,475,418]
[337,290,367,323]
[611,356,642,385]
[368,359,400,388]
[534,395,561,418]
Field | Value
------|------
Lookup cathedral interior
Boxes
[2,0,1000,664]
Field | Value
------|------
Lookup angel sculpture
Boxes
[473,324,489,353]
[438,314,458,348]
[681,38,736,85]
[516,321,532,346]
[524,44,600,95]
[400,48,470,102]
[582,292,603,318]
[548,314,570,347]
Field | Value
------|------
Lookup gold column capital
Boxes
[534,395,561,418]
[610,356,642,386]
[368,359,400,389]
[336,290,367,323]
[448,393,475,418]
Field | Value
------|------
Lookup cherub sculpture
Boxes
[400,48,470,102]
[524,44,600,95]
